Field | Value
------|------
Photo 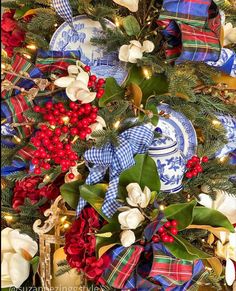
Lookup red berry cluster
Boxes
[185,155,209,179]
[152,220,178,244]
[31,101,99,176]
[84,66,105,99]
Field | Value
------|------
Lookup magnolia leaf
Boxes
[60,180,82,209]
[14,6,33,20]
[95,232,113,238]
[96,222,120,258]
[207,233,215,245]
[164,200,197,230]
[205,257,223,277]
[165,235,211,260]
[187,224,230,240]
[127,82,142,109]
[98,243,117,259]
[119,154,160,193]
[79,183,111,221]
[192,207,235,232]
[99,77,125,107]
[123,15,140,36]
[22,9,37,19]
[150,191,157,204]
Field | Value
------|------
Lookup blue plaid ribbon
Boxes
[76,125,154,218]
[52,0,74,27]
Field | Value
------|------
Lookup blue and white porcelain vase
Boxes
[148,136,186,193]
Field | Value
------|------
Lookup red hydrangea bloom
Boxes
[12,176,61,211]
[1,10,25,57]
[64,207,110,284]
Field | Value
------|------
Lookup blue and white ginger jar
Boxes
[148,136,186,193]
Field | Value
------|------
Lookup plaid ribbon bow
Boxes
[52,0,74,28]
[102,243,205,290]
[157,0,221,63]
[76,125,154,218]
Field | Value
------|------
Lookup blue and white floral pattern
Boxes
[50,15,128,85]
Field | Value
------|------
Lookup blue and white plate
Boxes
[50,15,128,85]
[215,114,236,158]
[156,104,197,159]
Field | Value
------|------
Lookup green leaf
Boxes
[119,154,160,197]
[79,183,115,222]
[123,15,140,36]
[165,235,211,260]
[60,181,82,209]
[145,102,158,126]
[30,256,39,275]
[192,207,235,232]
[125,66,168,104]
[164,200,197,230]
[96,222,120,258]
[99,77,125,107]
[14,6,33,20]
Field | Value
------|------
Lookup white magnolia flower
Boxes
[216,228,236,286]
[119,40,155,63]
[126,183,151,208]
[118,208,145,230]
[54,65,96,103]
[224,23,236,46]
[89,116,106,133]
[1,228,38,288]
[198,188,236,224]
[120,230,136,247]
[113,0,139,12]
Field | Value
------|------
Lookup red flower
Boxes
[64,207,110,284]
[12,176,61,211]
[1,10,25,57]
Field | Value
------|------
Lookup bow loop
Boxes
[77,125,154,218]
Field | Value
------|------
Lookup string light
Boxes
[219,156,227,163]
[13,135,22,143]
[205,266,212,271]
[43,175,51,183]
[142,67,152,79]
[113,120,121,129]
[26,44,37,50]
[63,223,70,229]
[1,63,6,69]
[54,23,58,27]
[4,214,13,223]
[115,17,120,27]
[212,119,221,126]
[23,53,31,60]
[62,116,70,124]
[60,216,67,223]
[187,194,191,202]
[159,204,165,211]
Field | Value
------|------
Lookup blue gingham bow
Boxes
[52,0,74,27]
[76,125,154,218]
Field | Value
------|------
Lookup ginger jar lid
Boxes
[149,135,177,150]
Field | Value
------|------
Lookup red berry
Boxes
[34,167,41,175]
[70,161,76,167]
[58,102,64,108]
[32,158,39,165]
[70,117,78,124]
[53,109,60,116]
[62,126,68,133]
[84,65,90,72]
[69,102,76,109]
[79,132,87,140]
[158,226,165,233]
[70,128,78,136]
[90,75,97,82]
[171,220,178,227]
[195,165,203,172]
[90,113,97,120]
[164,221,171,228]
[46,102,53,110]
[59,107,66,113]
[48,144,54,151]
[57,150,65,157]
[152,235,160,243]
[43,163,51,170]
[68,173,75,180]
[33,140,41,147]
[34,106,41,113]
[170,228,178,235]
[192,169,198,176]
[88,81,93,87]
[57,142,63,149]
[161,235,169,243]
[55,128,61,136]
[41,125,48,131]
[84,104,91,111]
[185,172,193,178]
[192,156,200,163]
[61,166,68,172]
[97,78,105,86]
[52,136,60,144]
[202,156,209,163]
[168,236,174,243]
[86,127,92,134]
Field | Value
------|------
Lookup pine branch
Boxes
[5,171,30,182]
[23,109,44,122]
[57,260,69,267]
[55,265,72,277]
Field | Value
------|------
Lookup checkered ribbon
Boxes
[76,125,154,218]
[157,0,221,63]
[52,0,74,27]
[102,243,205,290]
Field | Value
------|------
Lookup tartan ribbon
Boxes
[35,49,81,77]
[157,0,221,63]
[52,0,74,27]
[76,125,154,218]
[102,243,205,290]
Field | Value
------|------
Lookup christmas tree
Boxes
[1,0,236,290]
